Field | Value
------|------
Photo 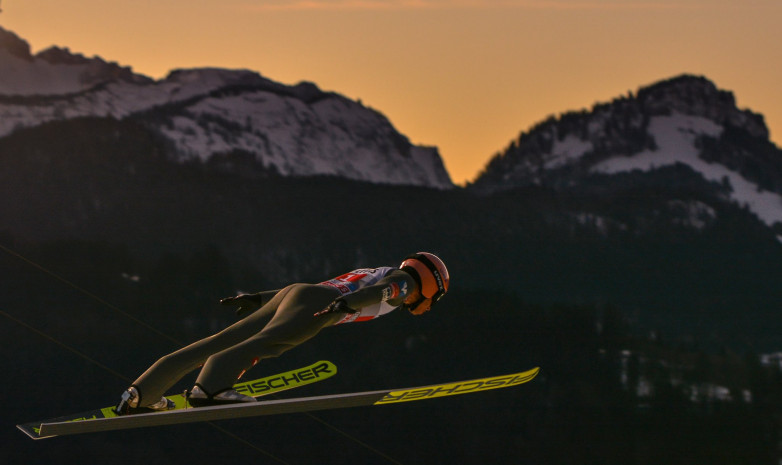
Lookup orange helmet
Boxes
[399,252,449,314]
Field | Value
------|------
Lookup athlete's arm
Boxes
[335,270,417,312]
[220,289,282,318]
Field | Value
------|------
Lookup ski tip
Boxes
[374,366,542,406]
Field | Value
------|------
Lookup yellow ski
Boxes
[26,366,539,439]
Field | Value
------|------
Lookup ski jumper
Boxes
[129,268,414,406]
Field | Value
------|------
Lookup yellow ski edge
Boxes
[374,366,540,405]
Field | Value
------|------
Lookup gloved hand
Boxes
[220,294,263,318]
[314,297,357,317]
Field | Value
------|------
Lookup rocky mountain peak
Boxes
[0,27,152,97]
[35,46,93,65]
[0,26,32,61]
[638,74,768,138]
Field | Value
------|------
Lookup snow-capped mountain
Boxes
[0,27,452,188]
[473,75,782,231]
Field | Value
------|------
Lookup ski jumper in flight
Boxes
[115,252,449,413]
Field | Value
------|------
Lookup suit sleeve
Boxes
[340,270,416,310]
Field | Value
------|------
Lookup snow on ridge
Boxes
[593,112,782,227]
[162,68,273,97]
[0,48,96,96]
[157,90,452,188]
[0,66,288,137]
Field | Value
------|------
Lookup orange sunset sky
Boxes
[1,0,780,185]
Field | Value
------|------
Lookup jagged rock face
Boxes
[0,28,152,96]
[0,27,32,61]
[637,75,768,139]
[473,75,782,229]
[0,27,452,189]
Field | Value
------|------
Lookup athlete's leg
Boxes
[194,284,342,395]
[130,287,294,406]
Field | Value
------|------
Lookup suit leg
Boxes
[195,284,342,394]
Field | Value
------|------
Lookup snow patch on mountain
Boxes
[545,134,593,170]
[593,113,782,226]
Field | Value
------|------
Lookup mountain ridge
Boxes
[0,26,452,189]
[472,74,782,233]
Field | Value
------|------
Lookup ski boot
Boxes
[186,384,256,407]
[114,386,176,415]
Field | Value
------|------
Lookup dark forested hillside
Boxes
[3,115,782,463]
[3,117,781,346]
